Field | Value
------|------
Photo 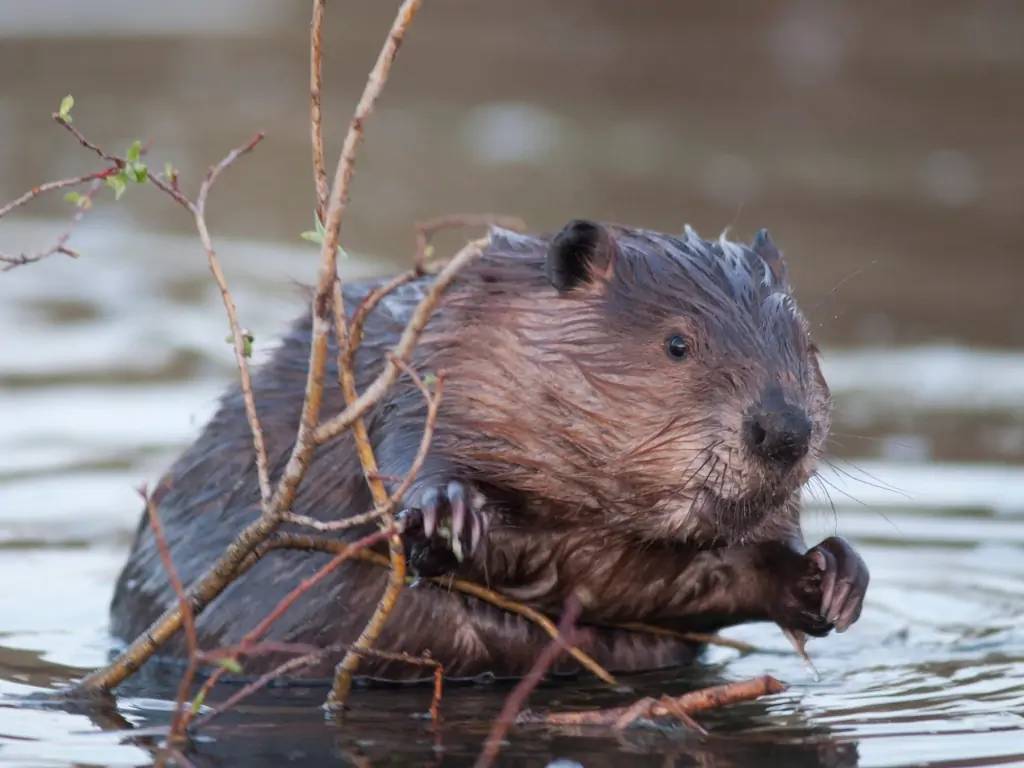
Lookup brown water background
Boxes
[1,2,1022,766]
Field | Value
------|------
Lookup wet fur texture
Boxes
[110,223,859,681]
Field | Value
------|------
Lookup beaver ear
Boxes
[751,228,788,286]
[546,219,618,292]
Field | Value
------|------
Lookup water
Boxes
[1,2,1022,766]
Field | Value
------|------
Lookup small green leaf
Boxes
[225,331,254,358]
[300,211,347,256]
[106,173,127,200]
[126,140,142,163]
[164,161,176,179]
[58,94,74,122]
[190,688,207,714]
[422,372,438,389]
[127,161,148,183]
[215,657,244,675]
[64,191,92,209]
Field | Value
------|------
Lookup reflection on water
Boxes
[1,1,1023,766]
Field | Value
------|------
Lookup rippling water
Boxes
[2,2,1023,766]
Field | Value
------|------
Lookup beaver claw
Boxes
[400,480,489,576]
[776,536,869,636]
[807,536,869,633]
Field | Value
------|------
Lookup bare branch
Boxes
[1,178,105,272]
[310,0,329,221]
[271,0,424,518]
[313,237,484,446]
[522,675,788,728]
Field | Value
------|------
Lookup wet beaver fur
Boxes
[111,220,869,681]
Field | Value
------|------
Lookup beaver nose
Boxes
[744,398,812,468]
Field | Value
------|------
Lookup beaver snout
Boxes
[744,390,812,468]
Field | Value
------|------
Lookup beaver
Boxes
[110,220,869,681]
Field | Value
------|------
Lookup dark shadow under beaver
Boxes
[110,220,868,681]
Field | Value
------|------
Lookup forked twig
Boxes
[76,0,426,694]
[520,675,787,728]
[179,526,395,732]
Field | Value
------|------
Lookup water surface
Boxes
[1,2,1022,766]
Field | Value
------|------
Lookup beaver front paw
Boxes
[399,480,489,577]
[776,536,869,636]
[806,536,869,632]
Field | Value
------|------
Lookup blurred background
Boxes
[0,2,1021,767]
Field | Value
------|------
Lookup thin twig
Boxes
[343,269,418,371]
[328,536,407,708]
[414,213,525,271]
[0,169,116,221]
[281,508,387,532]
[54,114,121,163]
[383,356,444,508]
[141,487,199,745]
[310,0,329,221]
[475,596,584,768]
[191,132,272,504]
[196,132,265,216]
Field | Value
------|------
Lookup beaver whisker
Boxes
[813,471,871,511]
[677,441,723,492]
[619,412,691,459]
[823,456,910,499]
[810,473,839,535]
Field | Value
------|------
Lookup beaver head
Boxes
[426,220,831,546]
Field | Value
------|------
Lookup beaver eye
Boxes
[665,334,690,361]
